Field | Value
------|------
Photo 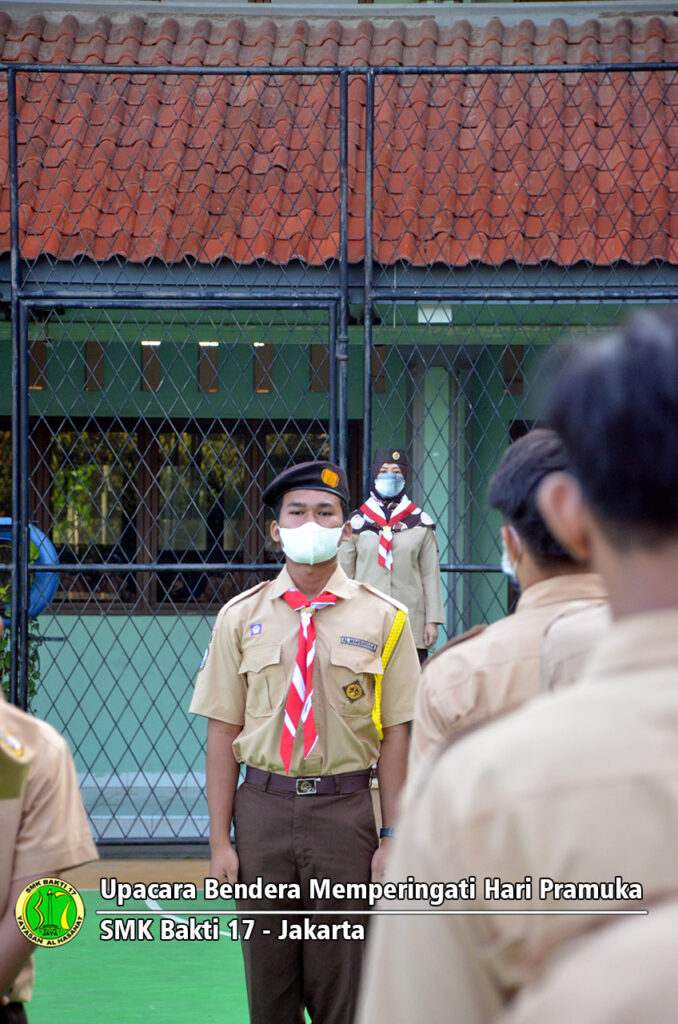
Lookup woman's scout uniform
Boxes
[339,448,445,656]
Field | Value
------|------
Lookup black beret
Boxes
[372,448,408,482]
[263,461,350,509]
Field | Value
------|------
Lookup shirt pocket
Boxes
[239,642,285,717]
[328,643,383,718]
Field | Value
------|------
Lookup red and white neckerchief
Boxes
[280,588,338,775]
[359,495,418,571]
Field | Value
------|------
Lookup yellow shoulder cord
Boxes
[372,608,407,740]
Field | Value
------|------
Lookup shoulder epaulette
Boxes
[220,579,271,614]
[423,624,487,670]
[355,580,408,614]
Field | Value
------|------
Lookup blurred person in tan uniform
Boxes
[357,309,678,1024]
[410,429,606,768]
[0,622,98,1023]
[190,461,420,1024]
[540,601,611,692]
[338,448,445,663]
[497,899,678,1024]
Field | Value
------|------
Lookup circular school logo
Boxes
[15,878,85,947]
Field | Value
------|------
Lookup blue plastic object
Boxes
[0,518,60,618]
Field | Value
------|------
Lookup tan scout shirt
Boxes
[498,899,678,1024]
[540,601,612,692]
[0,716,34,798]
[338,526,445,648]
[0,696,98,1003]
[357,607,678,1024]
[409,572,607,768]
[189,564,420,775]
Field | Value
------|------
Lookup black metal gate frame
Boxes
[6,59,678,708]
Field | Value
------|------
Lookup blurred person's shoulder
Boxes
[423,611,678,827]
[0,698,68,767]
[422,611,528,684]
[541,602,611,693]
[423,624,488,675]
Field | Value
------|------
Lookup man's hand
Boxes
[423,623,439,648]
[374,722,409,882]
[205,718,242,886]
[371,837,394,883]
[210,842,239,885]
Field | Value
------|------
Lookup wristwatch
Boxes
[379,827,396,839]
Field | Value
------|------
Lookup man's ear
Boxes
[537,472,591,564]
[270,520,281,544]
[339,520,353,546]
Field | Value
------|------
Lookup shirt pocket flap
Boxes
[330,643,383,676]
[239,642,282,675]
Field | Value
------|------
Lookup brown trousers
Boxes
[0,1006,28,1024]
[233,779,379,1024]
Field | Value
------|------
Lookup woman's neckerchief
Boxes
[351,492,436,571]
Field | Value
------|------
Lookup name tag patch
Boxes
[340,636,378,653]
[344,682,364,702]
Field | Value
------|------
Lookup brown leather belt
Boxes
[244,765,372,796]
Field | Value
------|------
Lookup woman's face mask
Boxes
[278,521,344,565]
[375,473,405,500]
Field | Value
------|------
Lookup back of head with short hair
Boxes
[545,308,678,549]
[488,428,576,567]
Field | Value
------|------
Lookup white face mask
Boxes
[375,473,405,500]
[278,522,344,566]
[500,542,519,586]
[500,526,521,587]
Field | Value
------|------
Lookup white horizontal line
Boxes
[95,909,649,917]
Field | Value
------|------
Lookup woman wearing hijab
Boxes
[338,448,445,663]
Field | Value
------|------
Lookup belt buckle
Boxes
[296,777,321,795]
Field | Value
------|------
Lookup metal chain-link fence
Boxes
[2,60,678,841]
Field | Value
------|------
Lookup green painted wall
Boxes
[34,612,210,779]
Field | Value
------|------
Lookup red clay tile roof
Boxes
[0,10,677,266]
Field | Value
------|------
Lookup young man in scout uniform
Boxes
[190,460,420,1024]
[357,309,678,1023]
[0,621,98,1021]
[409,428,607,768]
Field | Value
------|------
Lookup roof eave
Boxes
[1,0,677,29]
